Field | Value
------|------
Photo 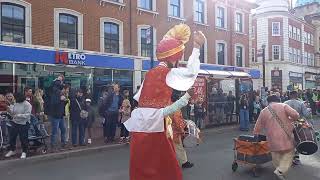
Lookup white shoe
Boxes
[88,139,92,144]
[274,169,286,180]
[20,152,27,159]
[5,151,16,158]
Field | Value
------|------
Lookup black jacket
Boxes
[70,96,85,122]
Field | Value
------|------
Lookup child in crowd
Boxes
[85,99,95,144]
[119,99,131,143]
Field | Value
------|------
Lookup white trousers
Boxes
[271,150,295,175]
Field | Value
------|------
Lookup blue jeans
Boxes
[71,120,86,145]
[239,109,249,130]
[50,116,66,147]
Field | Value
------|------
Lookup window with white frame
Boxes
[289,25,292,38]
[297,28,301,41]
[169,0,181,18]
[139,0,154,10]
[236,46,243,67]
[304,52,308,65]
[216,6,225,28]
[199,45,205,63]
[307,33,311,44]
[293,48,296,62]
[310,34,314,46]
[289,48,293,62]
[303,32,307,43]
[251,26,255,39]
[310,54,314,66]
[54,8,83,50]
[235,12,243,33]
[217,42,225,65]
[194,0,205,24]
[272,45,280,60]
[307,53,311,65]
[138,25,156,57]
[100,17,123,54]
[297,50,301,63]
[0,1,31,44]
[272,22,281,36]
[293,27,297,40]
[251,48,255,62]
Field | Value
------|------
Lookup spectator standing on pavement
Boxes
[5,92,15,106]
[5,93,32,159]
[194,98,206,128]
[253,96,262,123]
[239,94,250,131]
[70,89,87,146]
[102,83,123,143]
[85,99,95,144]
[131,86,141,110]
[226,91,236,123]
[284,91,311,165]
[188,100,195,122]
[47,74,67,151]
[254,95,299,180]
[33,89,48,136]
[119,99,131,143]
[24,87,35,115]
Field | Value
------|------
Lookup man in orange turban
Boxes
[125,24,206,180]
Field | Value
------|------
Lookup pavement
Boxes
[0,126,319,180]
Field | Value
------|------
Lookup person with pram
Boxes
[284,91,311,165]
[254,95,299,180]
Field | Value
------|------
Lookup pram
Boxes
[232,135,272,177]
[28,115,49,154]
[0,112,49,155]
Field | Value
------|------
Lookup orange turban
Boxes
[156,24,191,63]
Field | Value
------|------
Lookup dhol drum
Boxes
[183,120,200,148]
[293,119,318,155]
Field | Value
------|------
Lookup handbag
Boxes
[76,99,88,119]
[267,105,293,140]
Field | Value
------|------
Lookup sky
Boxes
[247,0,298,5]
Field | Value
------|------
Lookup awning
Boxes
[199,69,251,79]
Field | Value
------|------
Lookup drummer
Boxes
[171,91,194,169]
[284,91,311,165]
[253,95,299,180]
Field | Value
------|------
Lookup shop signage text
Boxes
[55,51,86,66]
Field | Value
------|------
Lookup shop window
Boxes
[169,0,181,18]
[0,62,7,69]
[1,2,25,43]
[104,22,119,54]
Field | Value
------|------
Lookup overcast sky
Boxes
[247,0,297,6]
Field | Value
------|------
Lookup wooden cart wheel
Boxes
[232,162,238,172]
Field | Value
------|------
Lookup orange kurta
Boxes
[172,110,187,144]
[129,65,182,180]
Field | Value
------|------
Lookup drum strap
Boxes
[267,105,292,140]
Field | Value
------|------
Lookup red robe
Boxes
[129,65,183,180]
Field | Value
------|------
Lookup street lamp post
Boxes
[262,44,266,88]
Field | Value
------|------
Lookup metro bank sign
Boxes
[55,51,86,66]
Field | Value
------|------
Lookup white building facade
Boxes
[250,0,319,91]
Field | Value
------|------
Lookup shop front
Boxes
[0,44,134,103]
[289,71,304,90]
[271,70,282,91]
[305,72,318,89]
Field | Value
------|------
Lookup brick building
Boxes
[0,0,258,97]
[250,0,320,91]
